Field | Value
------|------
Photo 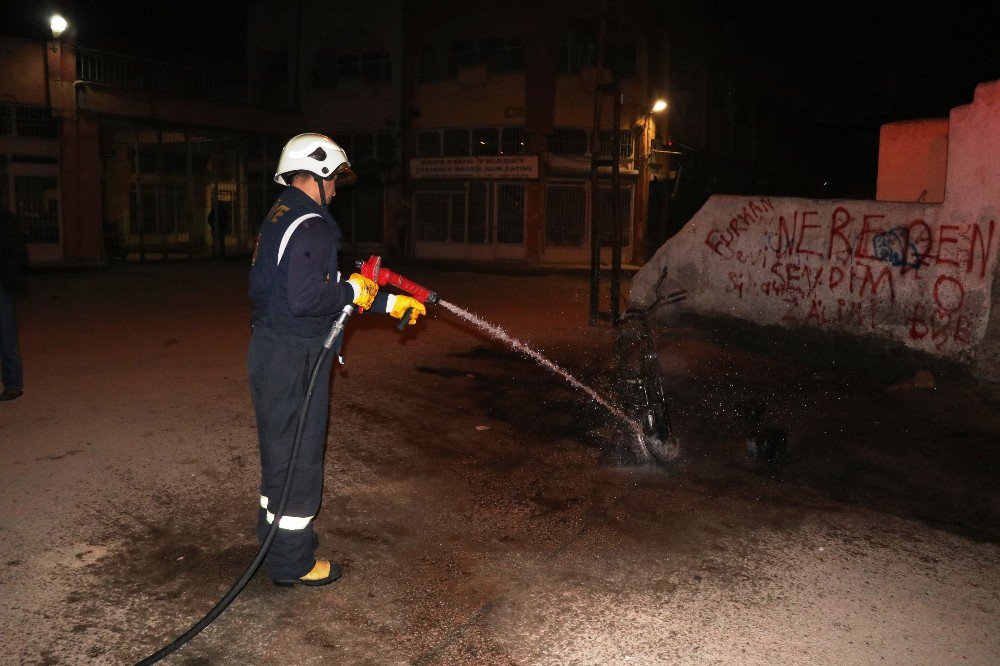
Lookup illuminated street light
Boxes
[651,99,668,113]
[50,14,68,39]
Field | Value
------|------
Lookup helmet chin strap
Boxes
[313,173,328,207]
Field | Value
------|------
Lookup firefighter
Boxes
[248,133,425,586]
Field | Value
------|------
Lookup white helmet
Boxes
[274,133,356,186]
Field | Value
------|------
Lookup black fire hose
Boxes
[136,305,355,665]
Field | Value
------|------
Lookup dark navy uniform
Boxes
[248,186,386,580]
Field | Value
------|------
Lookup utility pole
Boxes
[589,1,624,325]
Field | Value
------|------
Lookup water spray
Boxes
[439,301,675,462]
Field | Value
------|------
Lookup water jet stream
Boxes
[439,300,658,460]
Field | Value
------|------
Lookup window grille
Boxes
[557,28,597,75]
[471,128,499,155]
[467,182,488,243]
[603,42,637,80]
[376,134,396,162]
[414,191,464,242]
[548,128,589,155]
[448,37,523,76]
[15,176,59,243]
[594,186,632,246]
[332,184,384,243]
[353,133,374,163]
[418,43,444,82]
[417,131,441,157]
[0,106,12,136]
[495,183,524,244]
[442,129,469,156]
[333,51,390,84]
[415,183,523,245]
[546,184,586,247]
[599,130,634,158]
[501,127,527,155]
[0,106,59,139]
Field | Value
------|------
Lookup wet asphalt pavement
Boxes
[1,261,998,664]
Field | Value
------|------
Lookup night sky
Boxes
[1,0,253,74]
[1,1,997,198]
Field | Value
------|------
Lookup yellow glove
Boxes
[347,273,378,310]
[389,295,427,326]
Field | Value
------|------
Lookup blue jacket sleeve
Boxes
[284,219,354,316]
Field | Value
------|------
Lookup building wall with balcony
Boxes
[246,0,669,266]
[247,0,404,256]
[1,29,317,266]
[402,0,665,266]
[0,35,100,265]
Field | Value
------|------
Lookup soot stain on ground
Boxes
[472,369,613,449]
[415,365,477,379]
[653,314,1000,543]
[61,488,266,661]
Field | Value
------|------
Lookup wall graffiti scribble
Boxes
[697,197,998,354]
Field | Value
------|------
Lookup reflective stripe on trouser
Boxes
[248,324,333,580]
[260,495,314,530]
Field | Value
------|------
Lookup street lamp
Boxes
[651,99,668,113]
[50,14,68,39]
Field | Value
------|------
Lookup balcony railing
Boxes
[74,47,254,106]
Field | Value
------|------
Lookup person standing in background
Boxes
[0,206,27,401]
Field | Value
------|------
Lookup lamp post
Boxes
[634,98,667,263]
[46,15,70,113]
[50,14,68,41]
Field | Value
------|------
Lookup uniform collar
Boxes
[282,185,332,219]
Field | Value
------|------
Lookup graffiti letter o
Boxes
[933,275,965,313]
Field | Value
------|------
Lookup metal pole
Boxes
[133,124,145,263]
[611,87,622,324]
[589,4,608,326]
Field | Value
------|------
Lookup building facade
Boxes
[1,0,668,267]
[248,0,669,265]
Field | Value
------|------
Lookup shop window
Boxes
[417,131,441,157]
[443,129,469,156]
[546,183,587,247]
[548,128,589,156]
[467,182,488,243]
[414,190,465,242]
[415,182,523,245]
[495,183,524,244]
[500,127,526,155]
[471,128,499,155]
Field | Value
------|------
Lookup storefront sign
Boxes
[409,155,539,180]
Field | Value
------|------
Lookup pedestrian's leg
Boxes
[0,288,24,393]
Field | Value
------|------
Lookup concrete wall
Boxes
[632,80,1000,366]
[876,118,948,203]
[0,36,48,106]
